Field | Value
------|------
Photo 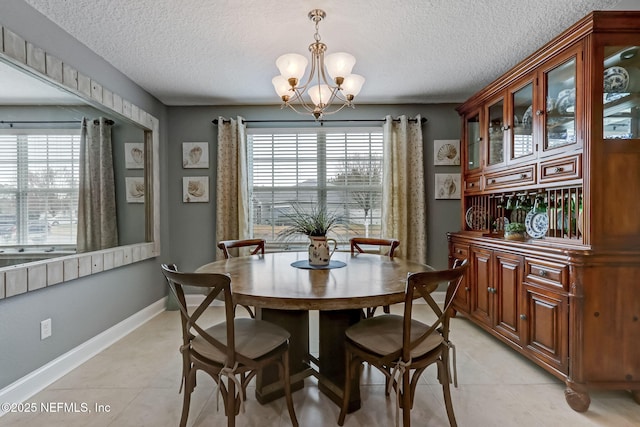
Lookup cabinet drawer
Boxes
[524,258,569,291]
[484,165,535,190]
[464,175,482,193]
[452,243,469,259]
[539,154,582,184]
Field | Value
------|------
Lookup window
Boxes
[249,127,383,250]
[0,130,80,246]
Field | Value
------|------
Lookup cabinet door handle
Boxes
[487,287,496,294]
[539,269,547,277]
[501,125,510,131]
[536,109,544,116]
[469,182,475,187]
[490,179,496,184]
[554,167,564,173]
[457,249,463,254]
[476,137,482,142]
[520,314,527,320]
[465,286,470,292]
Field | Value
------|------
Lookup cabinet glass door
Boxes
[544,57,577,150]
[466,113,481,171]
[603,45,640,140]
[511,82,534,160]
[487,99,505,166]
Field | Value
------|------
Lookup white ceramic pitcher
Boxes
[308,236,337,266]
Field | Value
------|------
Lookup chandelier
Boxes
[272,9,365,120]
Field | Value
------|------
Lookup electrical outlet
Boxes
[41,318,52,340]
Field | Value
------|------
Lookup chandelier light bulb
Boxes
[324,52,356,81]
[276,54,308,83]
[342,74,366,98]
[272,76,292,100]
[309,84,333,107]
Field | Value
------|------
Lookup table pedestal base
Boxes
[254,308,362,413]
[255,308,309,403]
[318,309,362,412]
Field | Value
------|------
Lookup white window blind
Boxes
[248,127,383,249]
[0,130,80,246]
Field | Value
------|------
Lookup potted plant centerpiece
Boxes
[504,222,528,241]
[278,204,342,266]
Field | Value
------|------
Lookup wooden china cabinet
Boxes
[449,11,640,411]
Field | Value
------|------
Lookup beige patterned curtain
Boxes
[77,117,118,252]
[382,115,426,263]
[215,116,250,258]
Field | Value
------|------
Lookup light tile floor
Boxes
[2,306,639,426]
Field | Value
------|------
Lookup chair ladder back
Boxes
[350,237,400,258]
[402,276,441,359]
[160,264,238,364]
[217,238,266,259]
[402,260,469,357]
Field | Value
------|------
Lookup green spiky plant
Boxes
[277,203,343,239]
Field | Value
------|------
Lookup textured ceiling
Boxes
[20,0,639,106]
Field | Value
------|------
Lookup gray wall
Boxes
[0,0,463,391]
[0,1,169,389]
[167,104,462,273]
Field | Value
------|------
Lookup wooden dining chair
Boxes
[217,238,265,259]
[350,237,400,317]
[160,264,298,427]
[338,259,469,427]
[216,238,265,318]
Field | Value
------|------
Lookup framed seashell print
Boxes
[182,142,209,168]
[125,177,145,203]
[435,173,461,199]
[183,176,209,203]
[433,139,460,166]
[125,142,144,169]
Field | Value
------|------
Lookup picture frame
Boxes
[433,139,460,166]
[182,142,209,169]
[435,173,461,199]
[183,176,209,203]
[125,177,145,203]
[124,142,144,169]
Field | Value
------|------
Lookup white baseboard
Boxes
[0,297,167,417]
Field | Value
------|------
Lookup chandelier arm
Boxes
[288,88,317,114]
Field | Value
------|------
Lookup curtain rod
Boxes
[0,119,115,127]
[212,117,427,126]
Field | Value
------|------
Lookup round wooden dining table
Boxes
[196,251,433,412]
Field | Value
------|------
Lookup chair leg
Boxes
[179,368,196,427]
[401,369,412,427]
[282,350,299,427]
[439,359,458,427]
[226,376,237,427]
[338,348,354,426]
[383,304,390,314]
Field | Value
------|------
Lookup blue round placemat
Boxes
[291,260,347,270]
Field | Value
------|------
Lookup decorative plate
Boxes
[604,66,629,93]
[525,209,549,239]
[556,88,575,115]
[522,105,533,128]
[465,206,487,230]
